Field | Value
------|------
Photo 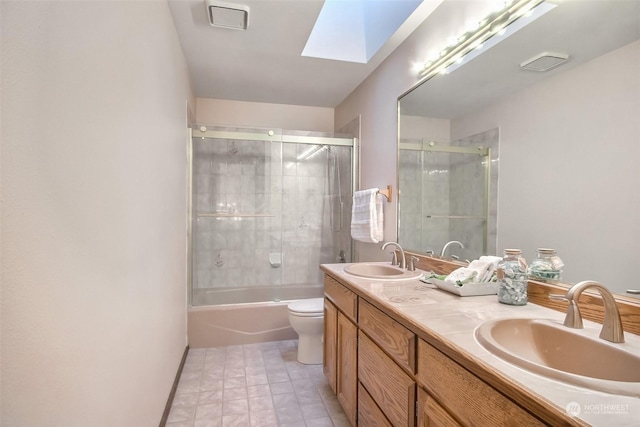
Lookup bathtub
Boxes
[188,284,324,348]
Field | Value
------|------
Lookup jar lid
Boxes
[537,248,556,254]
[504,249,522,255]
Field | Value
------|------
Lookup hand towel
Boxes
[444,267,478,285]
[478,255,503,282]
[350,188,384,243]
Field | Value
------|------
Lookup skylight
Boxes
[302,0,423,64]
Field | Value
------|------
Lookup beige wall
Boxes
[1,1,193,425]
[196,98,334,132]
[451,40,640,293]
[337,0,640,293]
[335,0,491,261]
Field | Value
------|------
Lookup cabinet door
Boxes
[323,298,338,394]
[359,299,416,374]
[417,388,461,427]
[358,332,415,427]
[337,311,358,426]
[358,382,392,427]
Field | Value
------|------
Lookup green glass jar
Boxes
[529,248,563,282]
[497,249,528,305]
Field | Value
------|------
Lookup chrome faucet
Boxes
[563,280,625,343]
[440,240,464,257]
[381,241,406,269]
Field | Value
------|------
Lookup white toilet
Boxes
[287,298,324,365]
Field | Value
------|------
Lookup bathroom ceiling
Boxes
[168,0,440,107]
[400,0,640,118]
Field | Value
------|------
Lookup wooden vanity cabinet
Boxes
[358,299,416,426]
[417,339,545,426]
[417,388,462,427]
[358,332,416,426]
[323,298,338,393]
[358,383,392,426]
[323,271,555,427]
[324,276,358,426]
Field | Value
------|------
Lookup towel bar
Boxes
[378,185,392,203]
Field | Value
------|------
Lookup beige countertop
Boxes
[321,262,640,427]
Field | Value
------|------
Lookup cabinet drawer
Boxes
[324,275,357,322]
[358,382,392,427]
[359,331,415,427]
[359,299,416,373]
[417,387,461,427]
[417,340,544,426]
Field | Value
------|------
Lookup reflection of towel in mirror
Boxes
[350,189,384,243]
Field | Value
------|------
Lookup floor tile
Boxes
[168,339,346,426]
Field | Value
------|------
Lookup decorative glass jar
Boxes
[497,249,528,305]
[528,248,563,282]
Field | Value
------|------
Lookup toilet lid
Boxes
[288,298,324,314]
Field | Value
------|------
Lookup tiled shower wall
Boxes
[192,131,352,305]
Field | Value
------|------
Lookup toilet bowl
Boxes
[287,298,324,365]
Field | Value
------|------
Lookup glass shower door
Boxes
[189,126,355,306]
[399,141,490,261]
[190,128,283,306]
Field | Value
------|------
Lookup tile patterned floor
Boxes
[166,340,350,427]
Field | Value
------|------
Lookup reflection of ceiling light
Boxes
[521,52,569,71]
[416,0,552,79]
[206,0,249,30]
[297,145,328,161]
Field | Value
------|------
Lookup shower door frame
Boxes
[187,126,357,307]
[398,139,491,257]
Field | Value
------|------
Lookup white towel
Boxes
[445,267,478,285]
[445,255,503,284]
[350,188,384,243]
[478,256,502,282]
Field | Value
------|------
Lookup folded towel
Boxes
[350,188,384,243]
[445,255,503,285]
[445,267,478,285]
[478,256,502,282]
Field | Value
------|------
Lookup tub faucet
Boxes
[563,280,625,343]
[382,241,406,269]
[440,240,464,257]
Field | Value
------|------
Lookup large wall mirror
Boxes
[398,0,640,297]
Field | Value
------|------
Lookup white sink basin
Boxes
[343,263,422,281]
[475,318,640,397]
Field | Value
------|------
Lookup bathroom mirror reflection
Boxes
[398,0,640,296]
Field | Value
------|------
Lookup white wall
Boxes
[451,40,640,292]
[335,0,495,261]
[1,1,194,425]
[197,98,334,132]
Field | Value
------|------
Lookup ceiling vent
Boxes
[520,52,569,71]
[206,0,249,30]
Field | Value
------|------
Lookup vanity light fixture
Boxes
[416,0,546,80]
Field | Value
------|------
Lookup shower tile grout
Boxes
[166,339,350,427]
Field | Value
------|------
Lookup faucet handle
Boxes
[390,251,398,266]
[408,256,419,271]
